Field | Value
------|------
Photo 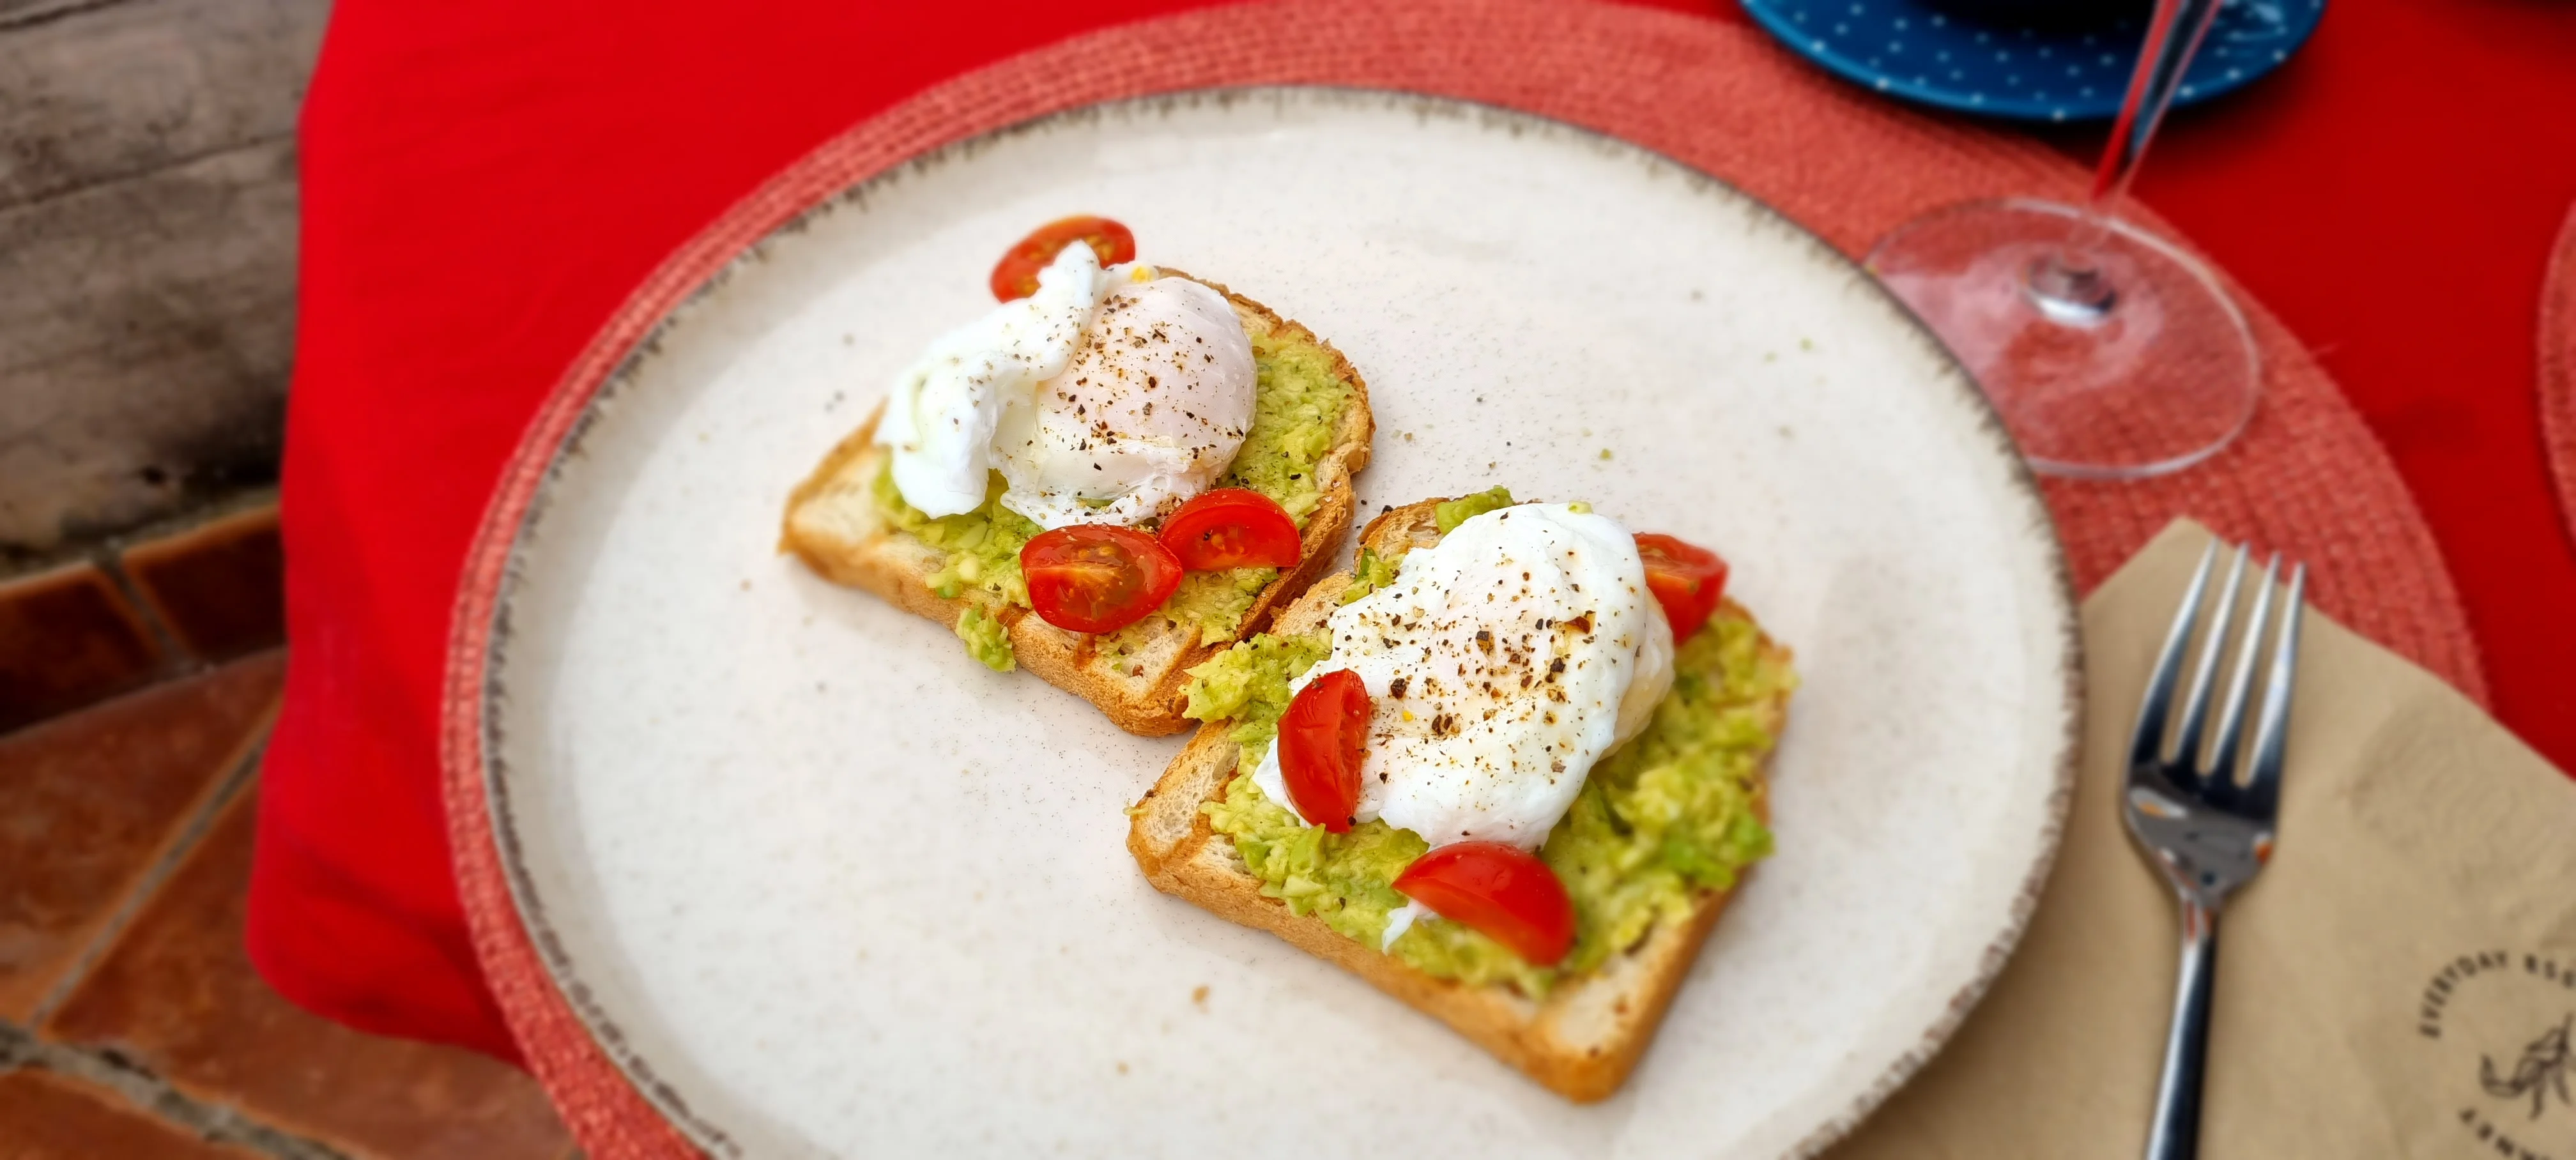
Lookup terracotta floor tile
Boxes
[0,1069,258,1159]
[0,561,167,733]
[0,652,282,1022]
[121,505,284,664]
[42,790,574,1160]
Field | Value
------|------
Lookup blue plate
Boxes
[1739,0,2325,122]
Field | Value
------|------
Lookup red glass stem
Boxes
[2039,0,2230,305]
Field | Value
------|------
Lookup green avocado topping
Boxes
[1190,602,1793,996]
[871,317,1351,660]
[1338,546,1404,606]
[871,466,1039,608]
[1434,486,1516,534]
[1181,631,1333,760]
[953,605,1015,672]
[1166,568,1282,646]
[1222,327,1352,526]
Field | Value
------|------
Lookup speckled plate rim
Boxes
[443,85,2083,1160]
[1738,0,2327,123]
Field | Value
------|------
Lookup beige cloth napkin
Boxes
[1825,519,2576,1159]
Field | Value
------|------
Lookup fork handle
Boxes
[2146,899,2220,1160]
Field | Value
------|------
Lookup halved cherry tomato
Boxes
[1634,533,1729,645]
[1393,841,1575,966]
[1020,524,1183,634]
[1276,669,1371,833]
[988,216,1137,301]
[1159,489,1302,570]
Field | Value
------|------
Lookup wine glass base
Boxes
[1867,199,2260,480]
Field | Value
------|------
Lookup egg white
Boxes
[1252,503,1675,851]
[870,242,1258,530]
[995,277,1255,528]
[872,243,1114,518]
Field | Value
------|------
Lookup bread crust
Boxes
[1125,498,1792,1101]
[779,273,1372,736]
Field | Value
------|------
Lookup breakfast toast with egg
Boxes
[782,271,1371,736]
[1126,497,1792,1102]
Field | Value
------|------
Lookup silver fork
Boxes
[2122,542,2307,1160]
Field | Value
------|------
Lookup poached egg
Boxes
[872,242,1257,528]
[1251,503,1675,855]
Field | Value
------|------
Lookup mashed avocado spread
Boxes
[1434,485,1517,535]
[953,605,1015,672]
[1337,546,1404,605]
[1186,579,1792,996]
[872,320,1353,670]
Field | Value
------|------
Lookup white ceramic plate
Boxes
[484,88,2078,1159]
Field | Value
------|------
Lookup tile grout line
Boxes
[23,703,275,1030]
[93,546,196,678]
[0,1021,352,1160]
[3,705,365,1159]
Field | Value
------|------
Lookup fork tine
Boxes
[2131,542,2220,774]
[2169,544,2248,784]
[2203,553,2281,793]
[2241,563,2306,821]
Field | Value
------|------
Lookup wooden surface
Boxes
[0,0,326,561]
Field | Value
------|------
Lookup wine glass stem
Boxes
[2031,0,2229,321]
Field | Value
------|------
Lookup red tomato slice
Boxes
[1020,524,1183,634]
[1159,489,1302,570]
[1634,532,1729,645]
[1393,841,1576,966]
[988,216,1138,301]
[1276,669,1371,833]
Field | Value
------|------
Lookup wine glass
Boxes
[1867,0,2258,480]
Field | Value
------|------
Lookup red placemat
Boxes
[2544,203,2576,548]
[440,1,2484,1153]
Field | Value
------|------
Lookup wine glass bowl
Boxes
[1866,0,2260,480]
[1869,199,2258,479]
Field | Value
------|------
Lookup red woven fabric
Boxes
[254,0,2575,1153]
[2545,205,2576,548]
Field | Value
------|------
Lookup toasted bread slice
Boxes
[781,273,1372,736]
[1127,498,1791,1101]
